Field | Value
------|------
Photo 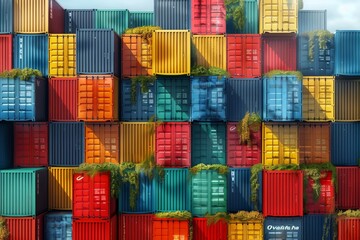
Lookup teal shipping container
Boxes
[129,11,154,28]
[95,9,129,35]
[226,0,259,34]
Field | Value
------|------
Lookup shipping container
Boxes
[48,167,76,210]
[156,77,190,121]
[155,168,191,212]
[0,168,48,216]
[5,213,45,240]
[45,211,72,240]
[14,0,64,33]
[0,0,13,33]
[264,217,302,239]
[226,34,262,78]
[336,167,360,210]
[85,123,119,164]
[302,76,335,121]
[0,35,12,72]
[121,78,155,121]
[48,77,78,121]
[331,123,360,166]
[156,122,191,167]
[73,215,117,240]
[13,34,49,76]
[48,34,76,77]
[259,0,298,33]
[228,218,263,239]
[120,122,155,163]
[154,0,190,30]
[227,123,262,167]
[303,214,334,240]
[78,75,119,122]
[152,30,191,75]
[335,30,360,76]
[191,122,226,166]
[191,169,227,216]
[14,122,48,167]
[298,10,327,34]
[298,123,330,164]
[0,122,13,169]
[95,9,129,35]
[263,75,302,121]
[73,171,116,219]
[65,9,96,33]
[191,0,226,34]
[338,217,360,240]
[191,76,226,121]
[76,29,120,76]
[121,34,152,78]
[226,0,259,34]
[129,11,154,28]
[226,78,262,121]
[153,218,190,240]
[193,218,227,240]
[335,79,360,121]
[119,214,153,240]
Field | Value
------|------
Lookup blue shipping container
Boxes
[263,75,302,121]
[264,217,303,240]
[45,211,72,240]
[226,78,262,121]
[129,11,154,28]
[154,0,190,30]
[226,0,259,34]
[64,9,96,33]
[303,214,334,240]
[13,34,48,76]
[335,30,360,76]
[298,10,327,35]
[0,0,13,33]
[49,122,85,166]
[0,122,13,169]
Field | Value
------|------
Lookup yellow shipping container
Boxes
[228,220,263,239]
[192,35,227,70]
[48,167,76,210]
[303,76,335,121]
[120,122,155,163]
[262,123,299,166]
[259,0,298,33]
[152,30,191,75]
[48,34,76,77]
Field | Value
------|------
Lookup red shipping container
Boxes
[73,172,116,219]
[338,217,360,240]
[119,214,153,240]
[336,167,360,209]
[193,218,227,240]
[191,0,226,34]
[48,77,78,121]
[156,122,191,167]
[14,122,48,167]
[262,34,297,73]
[5,212,45,240]
[227,122,261,167]
[153,218,190,240]
[304,171,335,214]
[49,0,65,33]
[73,214,117,240]
[227,34,262,78]
[263,170,303,217]
[0,34,12,73]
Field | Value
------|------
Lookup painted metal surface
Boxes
[0,35,12,73]
[298,10,327,34]
[0,0,13,33]
[0,122,13,169]
[303,214,334,240]
[129,11,154,28]
[191,0,226,34]
[335,79,360,121]
[153,218,190,240]
[154,0,190,29]
[193,218,227,240]
[95,9,129,35]
[5,213,45,240]
[73,215,117,240]
[264,217,302,239]
[45,211,72,240]
[65,9,96,33]
[338,217,360,240]
[226,0,259,34]
[336,167,360,209]
[119,214,153,240]
[228,219,263,239]
[335,30,360,76]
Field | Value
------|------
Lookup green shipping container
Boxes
[0,168,48,216]
[226,0,259,34]
[95,10,129,35]
[129,11,154,28]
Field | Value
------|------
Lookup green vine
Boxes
[136,154,164,180]
[191,65,229,77]
[306,30,333,61]
[250,164,263,210]
[124,25,161,44]
[148,115,164,135]
[228,211,264,222]
[225,0,246,31]
[190,163,228,175]
[205,212,229,225]
[337,210,360,218]
[0,217,9,240]
[264,70,303,80]
[130,75,156,104]
[0,68,42,80]
[119,162,140,210]
[237,112,261,145]
[155,211,192,220]
[264,164,300,171]
[321,214,337,240]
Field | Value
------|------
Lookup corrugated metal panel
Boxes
[298,10,327,34]
[96,9,129,35]
[121,79,155,121]
[193,218,227,240]
[226,78,262,121]
[48,167,76,210]
[298,123,330,164]
[303,214,334,240]
[49,122,84,166]
[45,211,72,240]
[78,75,119,121]
[228,219,263,239]
[13,34,49,76]
[264,217,302,239]
[120,122,155,163]
[154,0,190,29]
[228,168,262,212]
[226,0,259,34]
[338,217,360,240]
[0,122,13,169]
[155,168,191,212]
[65,9,95,33]
[259,0,298,33]
[191,0,226,34]
[0,168,48,216]
[302,76,335,121]
[335,79,360,121]
[156,77,190,121]
[73,215,117,240]
[129,11,154,28]
[5,213,44,240]
[335,30,360,76]
[85,123,119,164]
[191,122,226,166]
[153,218,190,239]
[262,34,297,73]
[336,167,360,209]
[76,29,120,76]
[191,170,227,216]
[263,75,302,121]
[152,30,191,75]
[0,35,12,72]
[331,123,360,166]
[227,34,262,78]
[119,214,153,240]
[0,0,13,33]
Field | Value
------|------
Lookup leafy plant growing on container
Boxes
[264,70,303,80]
[191,65,230,78]
[190,163,229,175]
[305,30,334,61]
[0,217,9,240]
[229,211,264,222]
[124,25,161,44]
[130,75,156,104]
[205,212,229,225]
[225,0,245,32]
[0,68,42,80]
[237,112,261,145]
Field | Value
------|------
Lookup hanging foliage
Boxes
[250,163,263,210]
[191,65,229,77]
[0,68,42,80]
[306,30,333,61]
[0,217,9,240]
[228,211,264,222]
[337,210,360,218]
[264,70,303,80]
[119,162,140,210]
[205,212,229,225]
[237,112,261,145]
[130,75,156,104]
[155,211,192,220]
[124,25,161,44]
[264,164,300,171]
[147,114,164,135]
[190,163,229,175]
[136,154,164,180]
[225,0,246,32]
